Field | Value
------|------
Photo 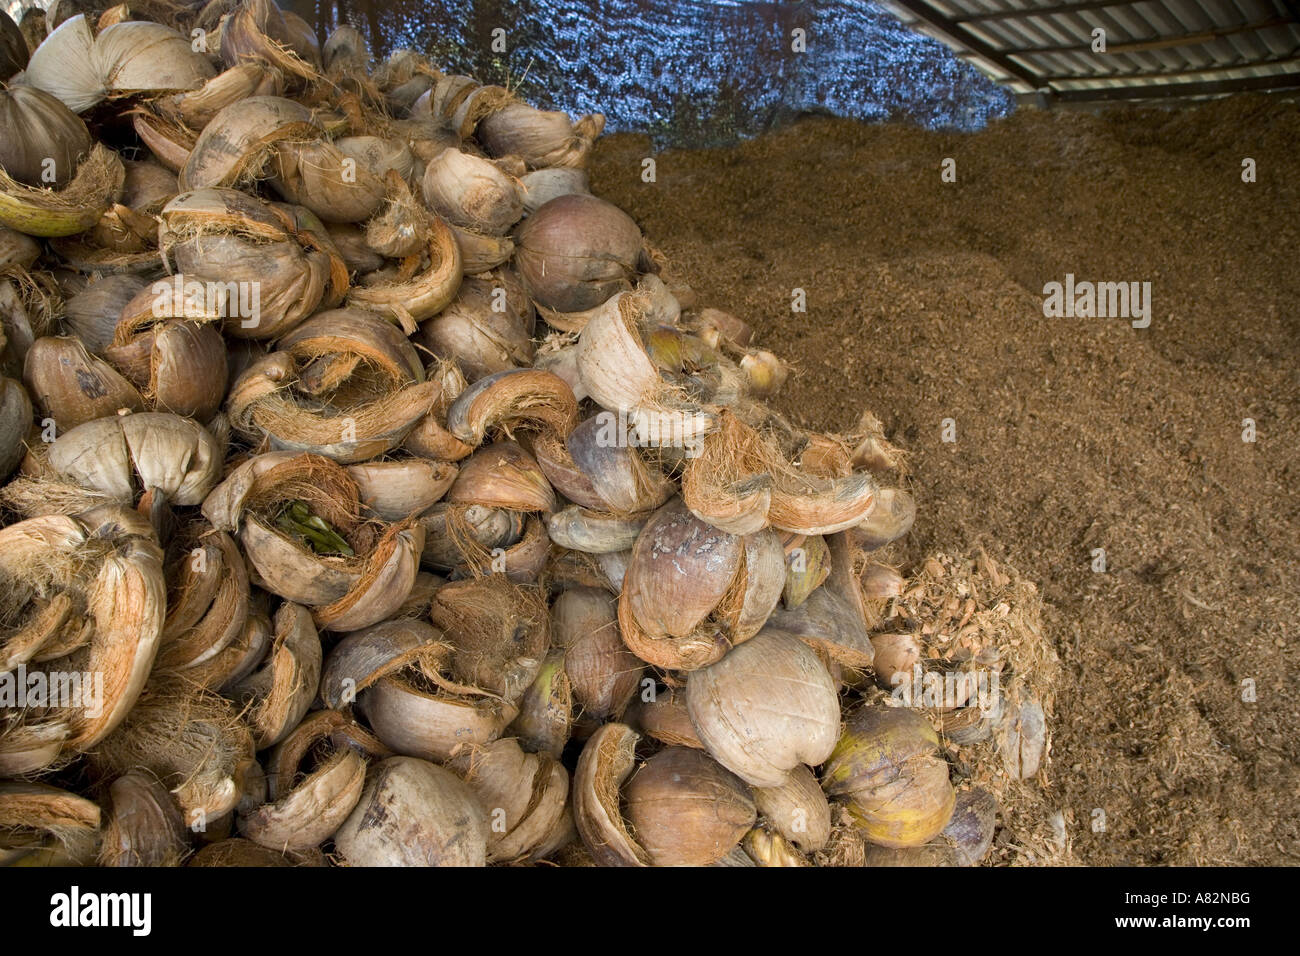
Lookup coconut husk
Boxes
[506,648,572,758]
[355,648,517,763]
[478,103,605,169]
[130,105,196,172]
[216,0,319,86]
[572,722,647,866]
[681,409,773,534]
[0,142,124,240]
[446,367,578,446]
[449,737,569,862]
[203,452,424,631]
[0,511,166,762]
[269,138,387,224]
[227,350,440,464]
[157,527,249,674]
[159,188,342,339]
[347,210,462,329]
[88,674,254,827]
[0,780,101,862]
[180,95,319,191]
[429,575,549,704]
[157,61,286,130]
[99,770,190,867]
[616,498,781,672]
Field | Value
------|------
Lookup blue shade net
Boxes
[318,0,1015,146]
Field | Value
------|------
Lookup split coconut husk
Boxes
[99,770,189,866]
[238,712,366,852]
[21,14,215,114]
[356,661,517,765]
[202,451,423,631]
[159,186,347,339]
[333,755,488,867]
[0,508,165,764]
[617,498,784,671]
[0,141,124,238]
[449,737,569,862]
[506,648,572,758]
[684,628,841,788]
[88,675,255,828]
[226,308,442,462]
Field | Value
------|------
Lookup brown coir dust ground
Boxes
[589,94,1300,866]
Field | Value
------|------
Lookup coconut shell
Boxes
[477,102,603,169]
[334,756,488,867]
[546,506,645,555]
[506,649,572,758]
[187,838,297,867]
[347,459,457,521]
[822,705,956,849]
[0,781,101,862]
[90,679,256,826]
[572,722,647,867]
[47,411,222,506]
[180,94,318,190]
[347,211,461,326]
[0,11,26,81]
[158,528,249,674]
[160,62,285,130]
[564,413,675,514]
[753,764,832,853]
[515,194,644,313]
[100,771,189,867]
[624,746,756,866]
[743,826,811,867]
[519,167,589,214]
[270,139,386,224]
[451,738,569,862]
[854,487,916,550]
[685,629,840,788]
[61,274,148,354]
[160,188,340,340]
[942,787,998,866]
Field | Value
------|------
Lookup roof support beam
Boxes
[1051,68,1300,101]
[955,0,1156,25]
[887,0,1043,86]
[1037,51,1300,82]
[998,15,1295,57]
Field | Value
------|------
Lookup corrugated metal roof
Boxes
[877,0,1300,103]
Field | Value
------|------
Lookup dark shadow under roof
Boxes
[878,0,1300,103]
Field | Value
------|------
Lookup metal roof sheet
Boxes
[877,0,1300,103]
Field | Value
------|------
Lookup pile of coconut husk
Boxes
[0,0,1056,868]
